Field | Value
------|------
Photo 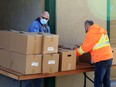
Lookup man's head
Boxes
[40,11,50,25]
[84,20,94,33]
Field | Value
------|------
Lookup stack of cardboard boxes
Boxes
[0,30,59,74]
[42,34,59,73]
[10,32,43,74]
[0,30,94,74]
[0,31,43,74]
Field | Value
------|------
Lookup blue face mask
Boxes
[40,18,48,25]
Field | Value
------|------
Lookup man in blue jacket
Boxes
[28,11,50,33]
[27,11,50,87]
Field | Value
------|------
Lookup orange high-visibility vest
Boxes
[75,24,113,63]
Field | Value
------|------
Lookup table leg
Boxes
[83,72,94,87]
[83,72,86,87]
[20,81,22,87]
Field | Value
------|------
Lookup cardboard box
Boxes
[10,32,42,54]
[42,54,59,73]
[79,52,91,63]
[112,47,116,65]
[42,34,59,54]
[0,49,11,68]
[0,31,12,50]
[10,52,42,74]
[59,49,76,71]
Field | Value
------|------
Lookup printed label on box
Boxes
[31,62,39,66]
[48,47,54,51]
[48,60,55,64]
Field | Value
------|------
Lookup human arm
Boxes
[28,21,40,32]
[75,30,101,56]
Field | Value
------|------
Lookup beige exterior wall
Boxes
[56,0,107,46]
[110,0,116,80]
[56,0,116,87]
[110,0,116,20]
[110,0,116,45]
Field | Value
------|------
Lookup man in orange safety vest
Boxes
[75,20,113,87]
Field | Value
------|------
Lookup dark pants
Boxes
[25,78,42,87]
[94,58,112,87]
[32,78,42,87]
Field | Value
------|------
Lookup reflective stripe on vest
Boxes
[92,34,110,50]
[78,47,85,55]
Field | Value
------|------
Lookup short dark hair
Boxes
[85,20,94,25]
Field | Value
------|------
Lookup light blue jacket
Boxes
[28,19,50,33]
